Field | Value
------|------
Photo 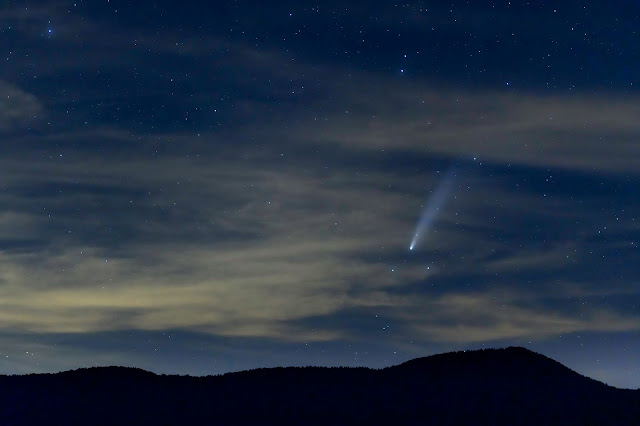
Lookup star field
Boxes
[0,0,639,388]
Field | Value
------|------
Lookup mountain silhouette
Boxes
[0,347,638,425]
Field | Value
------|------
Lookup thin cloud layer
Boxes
[0,82,44,131]
[1,139,637,343]
[282,83,640,173]
[411,291,640,343]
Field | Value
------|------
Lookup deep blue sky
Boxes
[1,0,639,388]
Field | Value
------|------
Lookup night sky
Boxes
[1,1,639,388]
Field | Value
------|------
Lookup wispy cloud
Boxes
[280,83,640,174]
[0,82,44,131]
[410,291,640,343]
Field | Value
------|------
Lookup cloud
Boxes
[0,82,44,132]
[1,125,638,344]
[3,2,640,176]
[0,152,431,340]
[410,291,640,343]
[278,83,640,174]
[0,239,413,340]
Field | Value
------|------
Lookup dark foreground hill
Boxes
[1,347,638,425]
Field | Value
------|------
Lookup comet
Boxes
[409,166,458,251]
